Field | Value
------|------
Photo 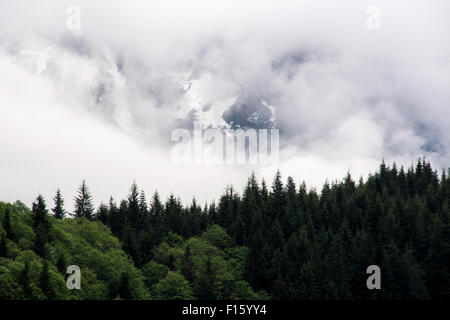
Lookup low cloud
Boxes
[0,0,449,209]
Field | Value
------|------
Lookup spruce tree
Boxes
[127,182,140,224]
[74,180,94,220]
[52,188,66,219]
[139,190,148,216]
[194,256,216,299]
[180,246,194,283]
[3,205,12,240]
[0,233,7,257]
[32,195,50,257]
[40,260,54,300]
[96,203,109,224]
[20,261,32,299]
[118,273,133,300]
[56,254,66,274]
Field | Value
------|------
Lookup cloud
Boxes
[0,0,449,209]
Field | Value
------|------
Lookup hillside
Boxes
[1,159,450,300]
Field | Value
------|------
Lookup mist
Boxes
[0,0,449,210]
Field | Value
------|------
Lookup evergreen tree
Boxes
[0,233,7,257]
[118,273,133,300]
[139,190,148,216]
[40,260,55,300]
[19,261,32,300]
[180,246,194,283]
[127,182,140,224]
[3,205,12,239]
[56,254,66,274]
[96,203,109,224]
[32,195,50,257]
[52,188,66,219]
[74,180,94,220]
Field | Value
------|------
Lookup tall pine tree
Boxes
[74,180,94,220]
[52,188,66,219]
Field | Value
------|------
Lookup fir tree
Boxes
[52,188,66,219]
[32,195,50,257]
[0,233,7,257]
[180,246,194,283]
[3,205,12,240]
[20,261,33,299]
[40,260,55,300]
[74,180,94,220]
[118,273,133,300]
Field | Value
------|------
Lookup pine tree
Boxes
[270,170,286,222]
[180,246,194,283]
[139,190,148,216]
[127,182,140,224]
[74,180,94,220]
[40,260,54,300]
[118,273,133,299]
[33,195,48,228]
[96,203,109,224]
[52,188,66,219]
[0,233,7,257]
[56,254,66,274]
[32,195,50,257]
[3,205,12,240]
[20,261,33,300]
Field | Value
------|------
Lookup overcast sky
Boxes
[0,0,449,210]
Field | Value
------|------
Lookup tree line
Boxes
[1,158,450,299]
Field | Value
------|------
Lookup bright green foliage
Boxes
[152,271,193,300]
[0,203,148,300]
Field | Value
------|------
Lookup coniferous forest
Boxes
[1,159,450,300]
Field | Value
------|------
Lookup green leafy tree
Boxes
[153,271,193,300]
[194,256,217,299]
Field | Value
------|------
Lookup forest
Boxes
[0,158,449,300]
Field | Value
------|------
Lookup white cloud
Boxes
[0,0,449,209]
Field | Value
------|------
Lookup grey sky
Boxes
[0,0,449,210]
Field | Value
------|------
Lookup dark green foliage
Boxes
[0,233,7,257]
[40,260,54,300]
[3,205,11,239]
[32,195,51,257]
[74,180,94,220]
[56,254,66,274]
[180,246,194,282]
[118,273,133,300]
[52,189,66,219]
[0,158,449,300]
[194,256,216,299]
[19,261,32,300]
[85,159,450,299]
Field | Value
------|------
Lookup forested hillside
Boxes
[1,159,449,299]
